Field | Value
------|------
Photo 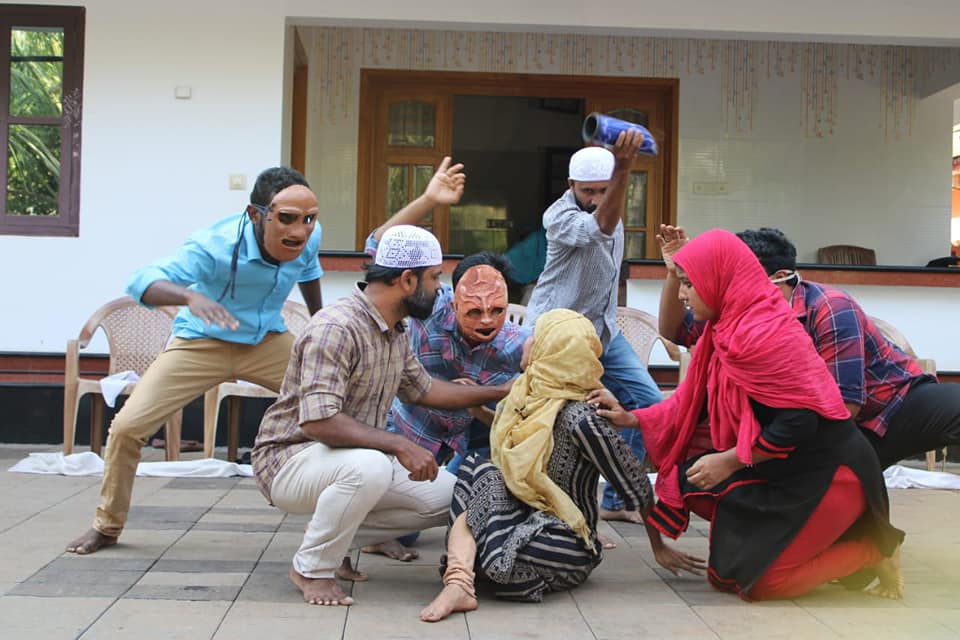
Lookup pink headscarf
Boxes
[635,229,849,508]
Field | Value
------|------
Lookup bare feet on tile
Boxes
[361,538,420,561]
[599,507,645,524]
[65,528,117,555]
[867,544,904,600]
[335,556,368,582]
[420,584,478,622]
[598,532,617,549]
[290,568,355,606]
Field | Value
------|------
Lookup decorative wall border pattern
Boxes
[306,26,960,138]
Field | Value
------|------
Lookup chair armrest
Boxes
[65,338,80,385]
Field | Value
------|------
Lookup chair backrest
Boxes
[615,306,681,367]
[817,244,877,266]
[507,303,527,326]
[281,300,312,337]
[869,316,916,358]
[77,297,178,376]
[869,315,936,374]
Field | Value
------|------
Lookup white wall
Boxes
[2,1,288,353]
[626,279,960,370]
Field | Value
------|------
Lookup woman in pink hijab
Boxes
[590,229,904,601]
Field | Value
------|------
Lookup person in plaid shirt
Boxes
[658,226,959,468]
[363,157,530,561]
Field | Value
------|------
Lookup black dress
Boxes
[449,401,654,602]
[647,399,905,599]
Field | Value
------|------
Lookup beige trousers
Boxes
[93,332,294,536]
[270,442,457,579]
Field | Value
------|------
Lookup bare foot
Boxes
[599,508,645,524]
[336,556,368,582]
[867,545,904,600]
[66,528,117,555]
[289,568,355,605]
[361,539,420,561]
[420,584,478,622]
[598,532,617,549]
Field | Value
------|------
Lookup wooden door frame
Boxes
[356,69,679,252]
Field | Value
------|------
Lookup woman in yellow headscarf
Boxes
[421,309,704,622]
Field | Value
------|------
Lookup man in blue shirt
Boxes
[67,167,323,555]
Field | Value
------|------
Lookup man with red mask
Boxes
[363,158,531,560]
[67,167,323,556]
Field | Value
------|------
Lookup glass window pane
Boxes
[449,204,509,255]
[7,124,61,216]
[414,164,434,223]
[624,171,647,227]
[624,231,646,260]
[607,107,648,127]
[386,164,409,217]
[10,27,64,117]
[388,101,435,147]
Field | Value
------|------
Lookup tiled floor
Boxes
[2,443,958,639]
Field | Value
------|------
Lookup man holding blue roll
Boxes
[526,129,662,525]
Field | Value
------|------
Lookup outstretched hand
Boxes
[657,224,688,273]
[424,156,465,206]
[186,291,239,330]
[654,544,707,577]
[585,388,638,429]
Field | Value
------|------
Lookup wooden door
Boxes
[358,87,452,247]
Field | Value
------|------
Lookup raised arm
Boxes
[372,156,465,241]
[594,129,645,235]
[657,224,689,339]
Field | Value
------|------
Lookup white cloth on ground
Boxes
[8,452,252,477]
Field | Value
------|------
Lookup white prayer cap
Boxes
[376,225,443,269]
[568,146,614,182]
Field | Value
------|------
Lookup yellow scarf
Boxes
[490,309,604,548]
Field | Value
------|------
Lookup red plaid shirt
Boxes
[675,280,933,437]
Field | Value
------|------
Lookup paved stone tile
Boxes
[82,598,230,639]
[343,603,469,639]
[695,604,837,639]
[43,556,155,572]
[465,595,597,640]
[214,601,348,639]
[163,478,240,490]
[25,567,146,585]
[0,595,114,639]
[807,606,959,639]
[124,505,209,530]
[11,579,135,598]
[125,584,242,601]
[202,509,282,520]
[580,602,720,639]
[192,521,279,533]
[159,530,273,562]
[137,571,247,587]
[152,559,255,574]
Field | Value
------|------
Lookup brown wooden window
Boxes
[0,5,84,237]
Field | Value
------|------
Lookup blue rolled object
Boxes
[582,112,658,157]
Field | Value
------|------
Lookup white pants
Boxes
[270,442,457,579]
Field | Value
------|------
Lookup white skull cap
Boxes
[568,146,615,181]
[376,225,444,269]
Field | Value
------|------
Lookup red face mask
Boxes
[453,265,508,344]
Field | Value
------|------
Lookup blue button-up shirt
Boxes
[127,212,322,344]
